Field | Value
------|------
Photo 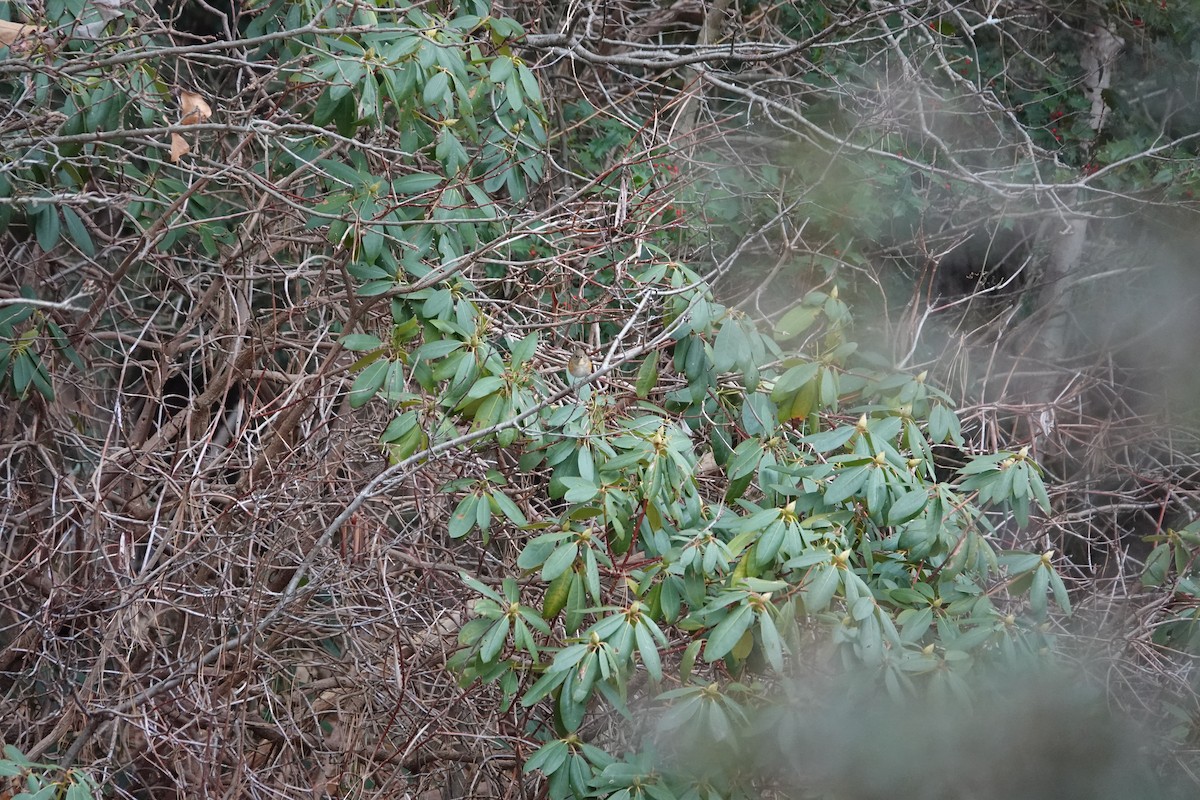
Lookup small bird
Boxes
[566,346,592,380]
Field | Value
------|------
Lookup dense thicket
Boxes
[2,1,1199,798]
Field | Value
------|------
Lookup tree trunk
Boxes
[1030,22,1123,441]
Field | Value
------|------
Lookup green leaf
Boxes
[804,564,840,612]
[489,490,528,526]
[475,487,492,536]
[341,333,383,351]
[959,452,1009,476]
[704,602,753,662]
[818,367,838,409]
[0,301,33,330]
[516,62,541,103]
[414,339,463,362]
[61,207,95,256]
[505,73,525,111]
[559,670,588,731]
[449,494,480,539]
[728,438,763,480]
[561,477,599,504]
[784,549,832,570]
[679,639,702,684]
[29,355,53,400]
[348,358,388,408]
[387,422,425,461]
[510,331,538,365]
[712,318,745,372]
[1141,543,1171,587]
[634,621,663,681]
[756,519,786,567]
[757,609,784,672]
[542,571,572,620]
[358,69,380,122]
[519,535,563,572]
[34,207,61,252]
[3,745,31,766]
[1048,568,1072,614]
[479,618,509,662]
[12,350,35,397]
[775,305,819,339]
[577,446,595,482]
[899,607,933,643]
[770,362,820,399]
[803,425,856,453]
[542,542,578,581]
[1029,469,1052,514]
[522,667,570,707]
[489,56,515,84]
[888,489,928,526]
[65,781,94,800]
[851,596,874,621]
[929,404,962,444]
[43,321,81,373]
[524,739,568,775]
[634,355,658,398]
[459,572,503,605]
[382,413,418,446]
[658,691,704,735]
[1029,564,1050,619]
[473,392,505,430]
[463,375,505,402]
[566,569,587,632]
[393,171,444,194]
[824,464,870,505]
[423,70,451,110]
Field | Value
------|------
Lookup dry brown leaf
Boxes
[171,91,210,162]
[169,133,190,163]
[0,19,40,45]
[178,91,213,126]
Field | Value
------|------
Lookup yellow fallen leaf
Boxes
[169,133,190,163]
